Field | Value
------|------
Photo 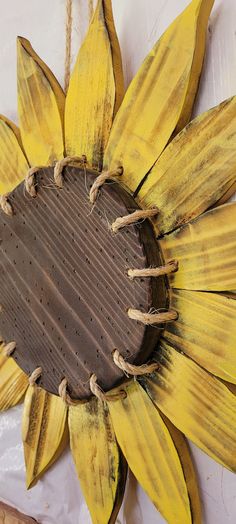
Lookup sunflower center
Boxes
[0,166,167,400]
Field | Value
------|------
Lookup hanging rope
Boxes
[64,0,73,93]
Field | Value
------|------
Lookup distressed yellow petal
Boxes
[164,290,236,383]
[0,115,29,195]
[22,386,68,488]
[160,413,201,524]
[104,0,214,193]
[224,382,236,396]
[17,37,65,166]
[109,381,192,524]
[138,97,236,234]
[214,180,236,207]
[144,341,236,471]
[160,202,236,291]
[102,0,124,116]
[0,347,28,410]
[69,397,126,524]
[65,0,124,170]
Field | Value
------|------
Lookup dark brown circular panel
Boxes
[0,167,167,399]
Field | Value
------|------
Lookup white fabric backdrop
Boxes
[0,1,236,522]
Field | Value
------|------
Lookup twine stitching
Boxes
[29,367,42,386]
[89,167,123,205]
[3,341,16,357]
[127,260,178,279]
[90,373,127,402]
[128,308,178,325]
[25,166,43,197]
[58,378,88,406]
[0,194,13,216]
[113,349,158,376]
[54,155,87,188]
[112,207,158,233]
[58,378,85,406]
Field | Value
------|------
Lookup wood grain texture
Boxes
[164,289,236,383]
[65,0,124,170]
[160,202,236,291]
[22,385,68,488]
[158,413,202,524]
[1,1,236,523]
[109,381,192,524]
[0,345,28,411]
[17,37,64,167]
[0,167,166,399]
[104,0,213,193]
[138,96,236,235]
[0,115,29,195]
[69,398,127,524]
[144,340,236,472]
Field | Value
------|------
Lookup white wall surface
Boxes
[0,1,235,523]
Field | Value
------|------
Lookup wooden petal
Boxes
[0,347,28,410]
[102,0,124,117]
[104,0,214,193]
[165,290,236,383]
[69,398,126,524]
[160,413,201,524]
[22,386,68,488]
[138,97,236,234]
[160,202,236,291]
[0,115,29,195]
[144,341,236,471]
[65,0,124,170]
[17,37,65,166]
[109,381,192,524]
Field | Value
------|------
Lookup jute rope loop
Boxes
[112,207,158,233]
[113,349,158,376]
[54,155,87,188]
[58,378,84,406]
[25,166,42,197]
[90,373,127,402]
[3,341,16,357]
[128,308,178,325]
[127,260,178,280]
[28,366,42,386]
[89,167,123,205]
[0,194,13,216]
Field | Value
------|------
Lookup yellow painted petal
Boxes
[144,341,236,471]
[160,202,236,291]
[165,290,236,383]
[0,115,29,195]
[22,386,68,488]
[214,180,236,207]
[65,0,124,170]
[138,97,236,234]
[104,0,214,193]
[0,347,28,410]
[17,37,65,166]
[224,382,236,396]
[109,381,192,524]
[102,0,124,116]
[160,413,201,524]
[69,398,126,524]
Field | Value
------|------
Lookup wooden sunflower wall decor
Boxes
[0,0,236,523]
